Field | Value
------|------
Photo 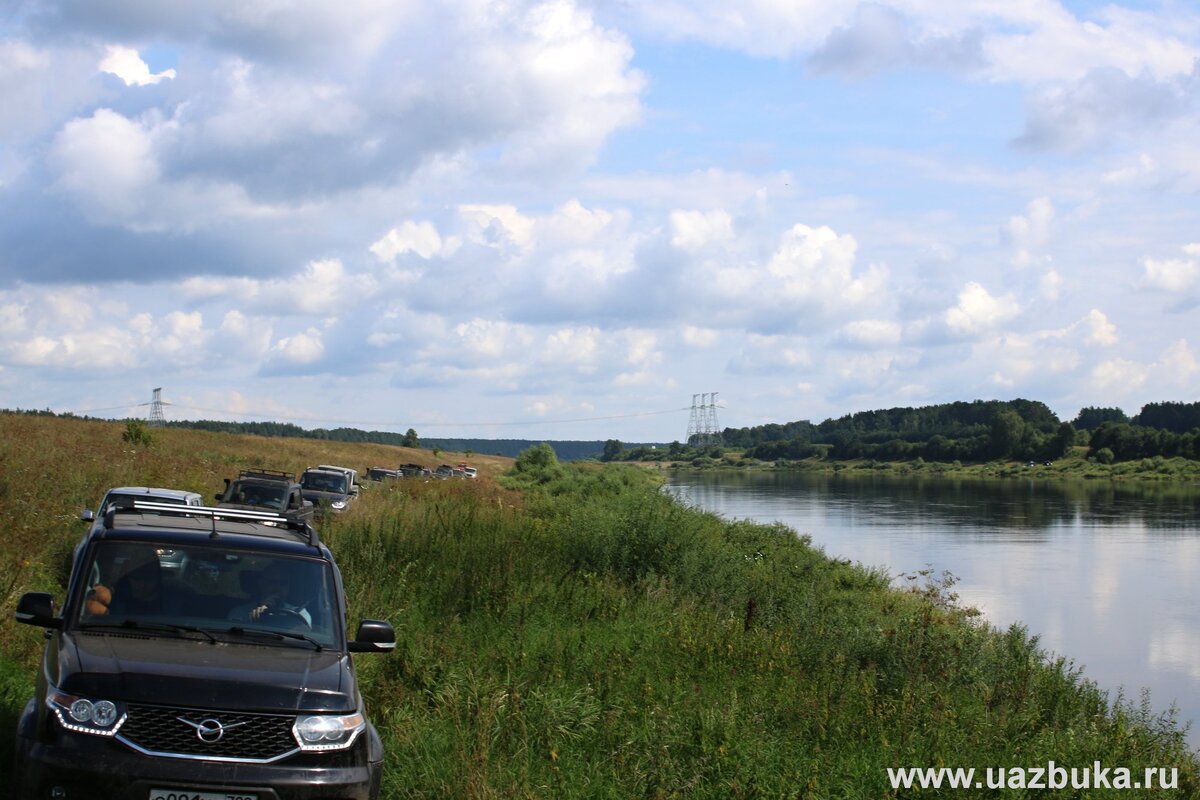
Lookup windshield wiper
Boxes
[81,620,217,644]
[225,625,323,651]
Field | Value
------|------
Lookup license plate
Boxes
[149,790,257,800]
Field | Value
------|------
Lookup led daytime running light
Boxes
[292,712,364,751]
[47,689,125,736]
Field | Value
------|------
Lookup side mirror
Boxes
[80,509,95,523]
[348,619,395,652]
[16,592,62,629]
[213,493,224,502]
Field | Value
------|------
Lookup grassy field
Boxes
[2,414,1198,798]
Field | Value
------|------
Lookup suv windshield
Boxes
[232,484,287,509]
[75,541,339,648]
[301,472,349,493]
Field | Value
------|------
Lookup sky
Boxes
[1,0,1198,443]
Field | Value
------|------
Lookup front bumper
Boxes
[15,724,382,800]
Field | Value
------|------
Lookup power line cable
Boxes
[53,401,701,430]
[167,403,693,428]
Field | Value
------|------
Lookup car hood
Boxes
[56,631,356,713]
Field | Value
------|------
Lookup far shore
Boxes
[631,448,1200,483]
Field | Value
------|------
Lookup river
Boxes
[664,471,1200,748]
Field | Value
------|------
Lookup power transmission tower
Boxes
[705,392,722,446]
[685,392,722,447]
[686,393,701,444]
[147,387,166,427]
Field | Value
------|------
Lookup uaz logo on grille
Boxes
[176,716,248,743]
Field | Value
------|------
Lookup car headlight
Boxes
[292,711,365,751]
[330,499,347,510]
[47,688,126,736]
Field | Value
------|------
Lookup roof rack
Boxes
[237,468,295,482]
[105,499,320,548]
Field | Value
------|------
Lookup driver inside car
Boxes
[228,562,312,627]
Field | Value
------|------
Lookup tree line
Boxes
[601,400,1200,465]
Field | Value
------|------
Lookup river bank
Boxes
[659,446,1200,483]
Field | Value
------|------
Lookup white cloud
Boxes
[669,209,734,251]
[980,4,1198,85]
[681,326,719,348]
[287,259,378,316]
[631,0,858,58]
[1091,357,1147,393]
[727,334,812,375]
[498,0,645,170]
[626,1,1200,84]
[459,204,537,252]
[1154,339,1199,385]
[152,311,208,361]
[977,331,1081,388]
[538,199,625,246]
[1007,196,1054,267]
[1084,309,1118,347]
[1142,247,1200,292]
[944,282,1020,337]
[451,318,536,362]
[1040,269,1063,300]
[541,326,601,371]
[757,223,889,318]
[183,259,376,317]
[99,45,176,86]
[1103,153,1157,185]
[216,310,272,358]
[50,109,159,222]
[370,221,450,262]
[839,319,902,348]
[0,302,26,337]
[271,328,325,364]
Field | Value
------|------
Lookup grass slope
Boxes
[1,415,1196,798]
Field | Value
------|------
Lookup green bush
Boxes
[121,420,154,447]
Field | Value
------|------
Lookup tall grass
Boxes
[2,414,1197,797]
[327,457,1198,797]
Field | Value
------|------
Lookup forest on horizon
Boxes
[6,398,1200,465]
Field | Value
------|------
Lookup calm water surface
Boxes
[664,471,1200,748]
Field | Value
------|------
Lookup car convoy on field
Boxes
[14,455,481,800]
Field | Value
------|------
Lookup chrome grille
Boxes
[118,704,298,762]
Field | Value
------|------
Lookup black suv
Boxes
[13,501,395,800]
[216,469,314,523]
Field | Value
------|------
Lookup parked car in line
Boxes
[13,501,395,799]
[215,469,314,524]
[398,463,429,478]
[82,487,203,526]
[317,465,361,496]
[300,467,356,514]
[80,487,205,575]
[365,467,400,482]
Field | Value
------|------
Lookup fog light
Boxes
[69,699,93,723]
[92,700,118,727]
[51,787,67,799]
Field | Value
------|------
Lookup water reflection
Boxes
[665,471,1200,748]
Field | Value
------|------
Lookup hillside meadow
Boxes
[1,413,1197,798]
